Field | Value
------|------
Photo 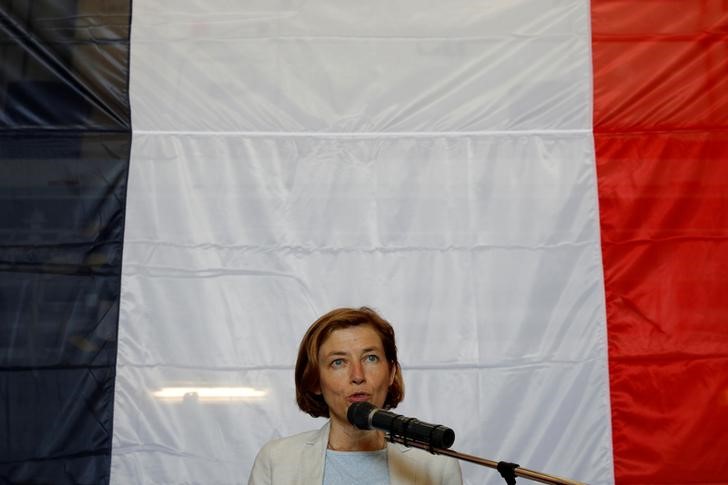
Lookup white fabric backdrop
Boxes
[114,1,613,483]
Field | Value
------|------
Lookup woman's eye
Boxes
[331,359,344,368]
[365,354,379,363]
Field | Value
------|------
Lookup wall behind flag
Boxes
[0,1,132,484]
[115,1,613,484]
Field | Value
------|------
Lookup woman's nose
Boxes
[350,361,365,384]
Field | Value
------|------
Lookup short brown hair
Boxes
[295,307,405,418]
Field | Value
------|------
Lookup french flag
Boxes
[2,1,727,484]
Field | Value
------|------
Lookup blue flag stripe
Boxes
[0,2,132,483]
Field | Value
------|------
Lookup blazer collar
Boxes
[302,421,418,485]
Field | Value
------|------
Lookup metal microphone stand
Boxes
[385,434,586,485]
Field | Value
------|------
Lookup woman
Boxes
[248,307,462,485]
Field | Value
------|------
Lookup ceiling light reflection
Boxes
[152,386,267,402]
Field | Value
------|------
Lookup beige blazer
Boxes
[248,421,462,485]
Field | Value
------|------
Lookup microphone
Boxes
[347,401,455,449]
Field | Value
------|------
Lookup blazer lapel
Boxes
[299,421,330,485]
[388,443,421,485]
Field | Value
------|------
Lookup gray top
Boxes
[323,448,390,485]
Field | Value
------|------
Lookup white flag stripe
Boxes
[115,1,612,483]
[129,0,591,133]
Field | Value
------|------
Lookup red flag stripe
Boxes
[592,1,728,483]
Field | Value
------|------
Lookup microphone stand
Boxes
[385,434,586,485]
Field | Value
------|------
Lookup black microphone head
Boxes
[431,425,455,449]
[347,401,376,429]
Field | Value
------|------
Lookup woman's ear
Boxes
[389,362,397,386]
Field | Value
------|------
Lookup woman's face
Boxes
[316,325,396,429]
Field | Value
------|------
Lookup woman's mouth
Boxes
[347,393,370,403]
